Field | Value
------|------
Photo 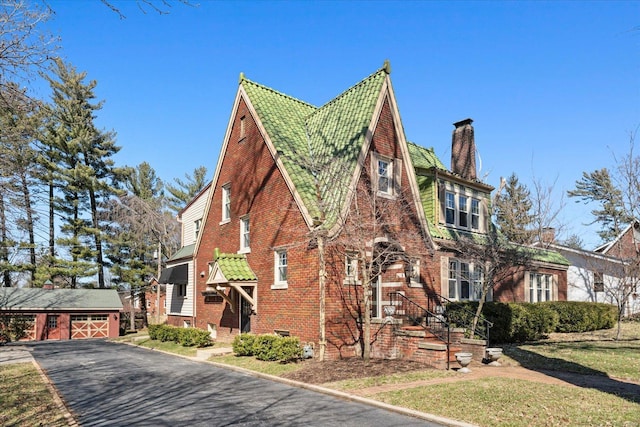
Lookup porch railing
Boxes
[426,292,494,346]
[388,291,452,369]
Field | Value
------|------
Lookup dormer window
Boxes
[441,183,485,232]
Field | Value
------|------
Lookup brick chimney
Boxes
[451,118,476,180]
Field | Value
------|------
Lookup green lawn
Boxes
[0,363,70,427]
[375,377,640,427]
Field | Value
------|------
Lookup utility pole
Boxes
[157,241,162,324]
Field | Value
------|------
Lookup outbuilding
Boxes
[0,287,123,341]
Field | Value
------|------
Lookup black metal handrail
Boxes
[388,291,452,369]
[427,292,493,345]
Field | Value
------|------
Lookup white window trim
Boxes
[447,258,487,301]
[239,215,250,254]
[526,271,557,303]
[221,184,231,224]
[372,153,400,198]
[408,258,421,287]
[441,182,485,232]
[194,218,202,241]
[344,253,360,285]
[272,249,288,289]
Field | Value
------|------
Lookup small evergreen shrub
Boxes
[272,336,304,363]
[232,333,257,356]
[148,324,161,340]
[178,328,213,347]
[148,324,211,347]
[253,334,280,361]
[542,301,617,332]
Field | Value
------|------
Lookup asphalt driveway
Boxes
[26,340,445,427]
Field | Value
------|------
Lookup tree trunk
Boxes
[88,188,105,288]
[20,173,36,284]
[48,178,55,259]
[0,192,10,287]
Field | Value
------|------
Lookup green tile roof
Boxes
[215,253,257,281]
[407,141,446,171]
[0,288,123,310]
[242,67,387,225]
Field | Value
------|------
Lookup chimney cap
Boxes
[453,118,473,128]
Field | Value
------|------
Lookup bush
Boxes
[234,333,303,363]
[148,324,211,347]
[272,336,304,363]
[148,324,161,340]
[445,301,558,344]
[178,328,213,347]
[542,301,617,332]
[253,334,280,361]
[232,333,256,356]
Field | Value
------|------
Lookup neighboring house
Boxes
[0,287,122,341]
[543,242,638,316]
[161,182,211,329]
[180,62,568,363]
[146,277,167,321]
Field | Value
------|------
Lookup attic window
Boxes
[239,116,246,140]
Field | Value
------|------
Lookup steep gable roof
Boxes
[240,67,388,227]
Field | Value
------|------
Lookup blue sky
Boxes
[42,0,639,249]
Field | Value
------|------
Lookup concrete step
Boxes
[195,346,233,360]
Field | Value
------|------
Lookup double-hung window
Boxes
[459,195,468,228]
[194,218,202,240]
[528,272,554,302]
[448,259,485,301]
[273,250,288,288]
[378,159,391,194]
[445,192,456,225]
[345,253,358,283]
[471,198,480,230]
[221,184,231,222]
[240,216,250,253]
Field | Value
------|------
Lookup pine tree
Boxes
[165,165,208,213]
[568,168,631,243]
[494,173,535,244]
[42,59,125,288]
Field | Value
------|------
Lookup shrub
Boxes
[148,324,162,340]
[253,334,280,361]
[272,336,303,363]
[445,301,558,343]
[542,301,617,332]
[232,333,256,356]
[178,328,212,347]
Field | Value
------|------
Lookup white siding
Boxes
[180,188,210,247]
[166,261,194,317]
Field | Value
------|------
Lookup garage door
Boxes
[71,314,109,339]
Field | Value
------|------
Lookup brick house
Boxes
[182,62,568,364]
[0,287,122,341]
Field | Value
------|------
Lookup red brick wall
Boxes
[194,96,319,345]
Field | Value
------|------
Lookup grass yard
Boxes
[0,363,70,427]
[502,321,640,382]
[374,377,640,427]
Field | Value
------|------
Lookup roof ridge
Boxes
[241,78,317,109]
[309,67,387,118]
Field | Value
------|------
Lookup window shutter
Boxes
[440,256,449,298]
[394,158,402,194]
[524,271,531,302]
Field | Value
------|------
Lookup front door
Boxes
[45,315,61,340]
[240,288,252,333]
